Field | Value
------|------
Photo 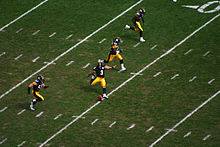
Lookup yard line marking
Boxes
[15,54,23,60]
[182,5,200,9]
[0,0,143,101]
[203,51,210,56]
[0,0,48,31]
[189,76,197,82]
[203,134,211,141]
[145,126,154,132]
[171,74,179,80]
[0,106,8,112]
[44,62,56,65]
[99,38,106,44]
[49,32,56,38]
[35,112,44,117]
[184,49,193,55]
[16,28,23,34]
[153,72,161,77]
[130,72,143,76]
[17,141,26,147]
[66,34,73,40]
[72,115,85,119]
[83,63,90,69]
[150,44,157,50]
[165,128,177,132]
[184,131,191,138]
[133,42,140,48]
[91,119,99,125]
[0,138,7,145]
[17,109,26,115]
[208,79,215,85]
[127,124,136,130]
[0,52,6,57]
[109,121,116,128]
[32,30,40,35]
[32,56,40,62]
[149,90,220,147]
[54,114,62,120]
[66,61,74,66]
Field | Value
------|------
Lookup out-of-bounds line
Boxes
[0,0,49,31]
[38,1,143,146]
[149,90,220,147]
[0,0,143,101]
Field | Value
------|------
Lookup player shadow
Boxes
[81,85,100,94]
[16,102,30,110]
[120,33,138,41]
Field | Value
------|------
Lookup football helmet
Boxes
[113,37,121,45]
[37,75,45,83]
[139,8,146,14]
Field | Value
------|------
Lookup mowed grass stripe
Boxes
[0,0,143,101]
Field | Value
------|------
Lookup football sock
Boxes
[103,88,106,94]
[140,31,143,37]
[130,26,135,30]
[32,99,37,105]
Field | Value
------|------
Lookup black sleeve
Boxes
[28,87,31,94]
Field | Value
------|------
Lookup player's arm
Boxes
[87,70,95,77]
[28,83,33,94]
[131,15,136,23]
[104,65,116,69]
[43,83,49,89]
[141,16,145,25]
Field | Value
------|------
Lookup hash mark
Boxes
[189,76,197,82]
[16,28,23,34]
[171,74,179,80]
[15,54,23,60]
[208,79,215,85]
[66,34,73,40]
[17,141,27,147]
[203,51,210,57]
[133,42,140,48]
[153,72,161,77]
[203,134,211,141]
[184,131,191,138]
[54,114,62,120]
[145,126,154,132]
[109,121,116,128]
[127,124,136,130]
[49,32,56,38]
[99,38,106,44]
[0,138,7,145]
[150,44,157,50]
[32,56,40,62]
[184,49,193,55]
[17,109,26,115]
[0,52,6,57]
[35,111,44,117]
[91,119,98,125]
[0,106,8,112]
[32,30,40,35]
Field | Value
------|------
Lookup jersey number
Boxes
[100,70,104,75]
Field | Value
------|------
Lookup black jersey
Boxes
[133,12,144,22]
[33,79,44,92]
[93,66,105,78]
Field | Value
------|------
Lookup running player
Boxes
[87,59,116,100]
[104,37,126,72]
[28,75,48,110]
[124,8,146,42]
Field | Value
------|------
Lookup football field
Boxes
[0,0,220,146]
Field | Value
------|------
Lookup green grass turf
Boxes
[0,0,220,146]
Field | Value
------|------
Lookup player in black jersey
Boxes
[87,59,116,100]
[124,8,146,42]
[28,75,48,110]
[104,37,126,72]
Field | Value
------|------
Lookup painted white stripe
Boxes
[72,115,85,119]
[184,131,191,138]
[99,38,106,44]
[66,61,74,66]
[184,49,193,55]
[133,42,140,48]
[203,51,210,56]
[165,128,177,132]
[0,0,48,31]
[0,52,6,57]
[153,72,161,77]
[54,114,62,120]
[32,56,40,62]
[203,134,211,141]
[145,126,154,132]
[49,32,56,38]
[44,62,56,65]
[35,111,44,117]
[91,119,99,125]
[66,34,73,40]
[150,44,157,50]
[149,90,220,147]
[0,138,7,145]
[127,124,136,130]
[15,54,23,60]
[32,30,40,35]
[109,121,116,128]
[0,106,8,112]
[83,63,90,69]
[16,28,23,34]
[171,74,179,80]
[17,141,26,147]
[130,72,143,75]
[17,109,26,115]
[182,5,200,9]
[208,79,215,85]
[189,76,197,82]
[0,0,144,101]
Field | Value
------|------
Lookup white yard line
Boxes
[54,114,62,120]
[189,76,197,82]
[0,52,6,57]
[49,32,56,38]
[171,74,179,80]
[17,141,27,147]
[72,115,85,119]
[17,109,26,115]
[91,119,99,125]
[35,111,44,117]
[203,134,211,141]
[83,63,90,69]
[208,79,215,85]
[203,51,210,56]
[15,54,23,60]
[149,90,220,147]
[109,121,116,128]
[99,38,106,44]
[1,0,144,101]
[183,131,191,138]
[184,49,193,55]
[0,0,48,31]
[32,56,40,62]
[66,61,74,66]
[127,124,136,130]
[150,44,157,50]
[130,72,143,76]
[32,30,40,35]
[145,126,154,132]
[164,128,177,132]
[44,62,56,65]
[66,34,73,40]
[153,72,161,78]
[16,28,23,34]
[0,106,8,112]
[133,42,140,48]
[0,138,7,145]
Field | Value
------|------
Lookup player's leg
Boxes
[100,78,108,99]
[30,91,44,110]
[116,54,126,72]
[136,21,145,42]
[104,53,114,63]
[90,77,99,86]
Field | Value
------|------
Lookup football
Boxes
[98,95,102,101]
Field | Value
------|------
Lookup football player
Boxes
[124,8,146,42]
[28,75,48,110]
[104,37,126,72]
[87,59,116,100]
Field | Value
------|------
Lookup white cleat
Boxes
[140,37,145,42]
[30,105,35,111]
[124,25,130,30]
[118,67,127,72]
[103,94,108,99]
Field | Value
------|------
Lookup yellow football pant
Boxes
[32,90,44,101]
[134,21,143,32]
[106,53,123,63]
[90,77,106,87]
